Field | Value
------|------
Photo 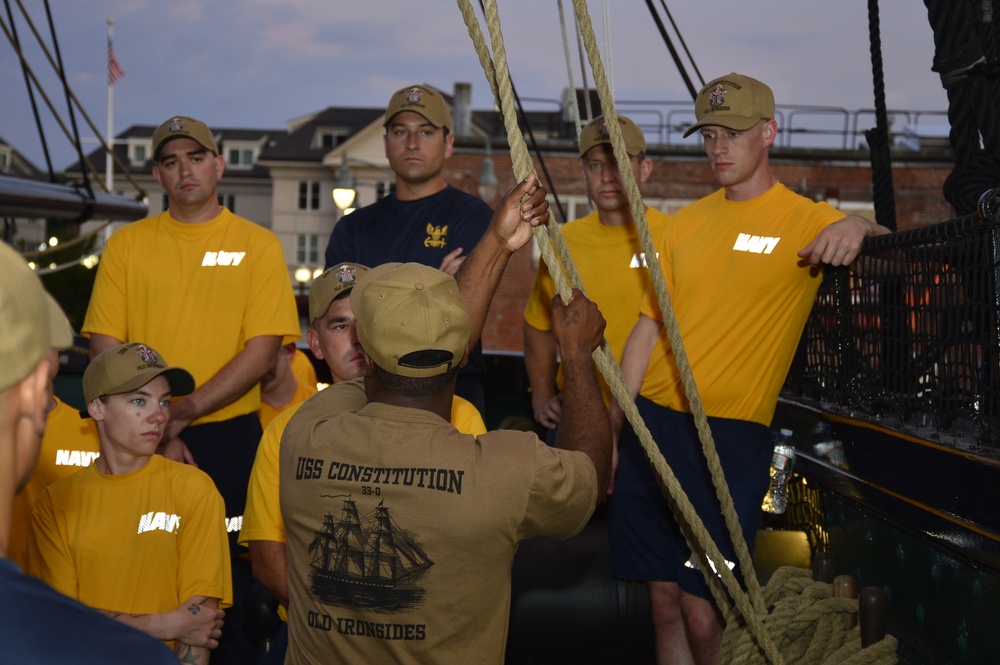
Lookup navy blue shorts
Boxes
[608,397,772,600]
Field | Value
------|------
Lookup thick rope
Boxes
[865,0,898,231]
[602,0,614,99]
[720,568,898,664]
[568,0,772,632]
[460,0,776,657]
[460,0,586,290]
[458,3,897,663]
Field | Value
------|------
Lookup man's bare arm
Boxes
[173,598,218,664]
[97,596,224,648]
[609,314,662,436]
[798,214,890,267]
[550,289,611,497]
[248,540,289,607]
[164,335,283,441]
[174,642,210,664]
[523,321,562,429]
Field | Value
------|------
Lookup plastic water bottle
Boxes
[762,429,795,514]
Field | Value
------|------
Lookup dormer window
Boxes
[227,147,256,169]
[127,140,147,166]
[313,128,348,150]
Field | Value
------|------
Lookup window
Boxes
[131,145,147,165]
[296,234,320,264]
[228,148,254,167]
[298,181,321,210]
[0,150,9,173]
[313,128,348,150]
[217,193,236,212]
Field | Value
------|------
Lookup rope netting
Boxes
[457,1,900,662]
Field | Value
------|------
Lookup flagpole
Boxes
[106,17,114,193]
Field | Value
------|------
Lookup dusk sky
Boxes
[1,0,949,171]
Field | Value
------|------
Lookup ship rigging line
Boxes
[2,1,148,202]
[3,0,53,178]
[473,0,568,224]
[643,0,703,100]
[865,0,898,232]
[458,2,789,661]
[557,0,584,139]
[41,0,95,221]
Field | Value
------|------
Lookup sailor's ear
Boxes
[761,119,778,147]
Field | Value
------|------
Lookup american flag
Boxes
[107,40,125,86]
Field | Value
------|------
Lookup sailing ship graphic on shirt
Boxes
[309,496,433,612]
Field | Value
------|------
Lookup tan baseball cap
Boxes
[579,114,646,157]
[0,241,49,393]
[151,116,219,160]
[309,262,369,323]
[683,73,775,138]
[384,85,452,132]
[45,292,73,350]
[350,263,470,378]
[83,342,195,404]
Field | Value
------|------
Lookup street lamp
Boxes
[294,265,312,295]
[332,153,357,211]
[478,140,498,204]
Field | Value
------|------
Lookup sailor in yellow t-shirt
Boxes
[29,343,231,662]
[609,73,891,664]
[523,114,669,441]
[81,116,300,664]
[239,263,485,661]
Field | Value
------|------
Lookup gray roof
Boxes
[260,107,383,161]
[0,135,45,180]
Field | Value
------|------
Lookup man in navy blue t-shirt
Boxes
[325,84,493,417]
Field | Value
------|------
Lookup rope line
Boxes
[568,0,774,632]
[460,0,779,658]
[457,3,898,662]
[865,0,897,231]
[557,0,583,139]
[3,1,147,200]
[602,0,614,100]
[575,10,593,122]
